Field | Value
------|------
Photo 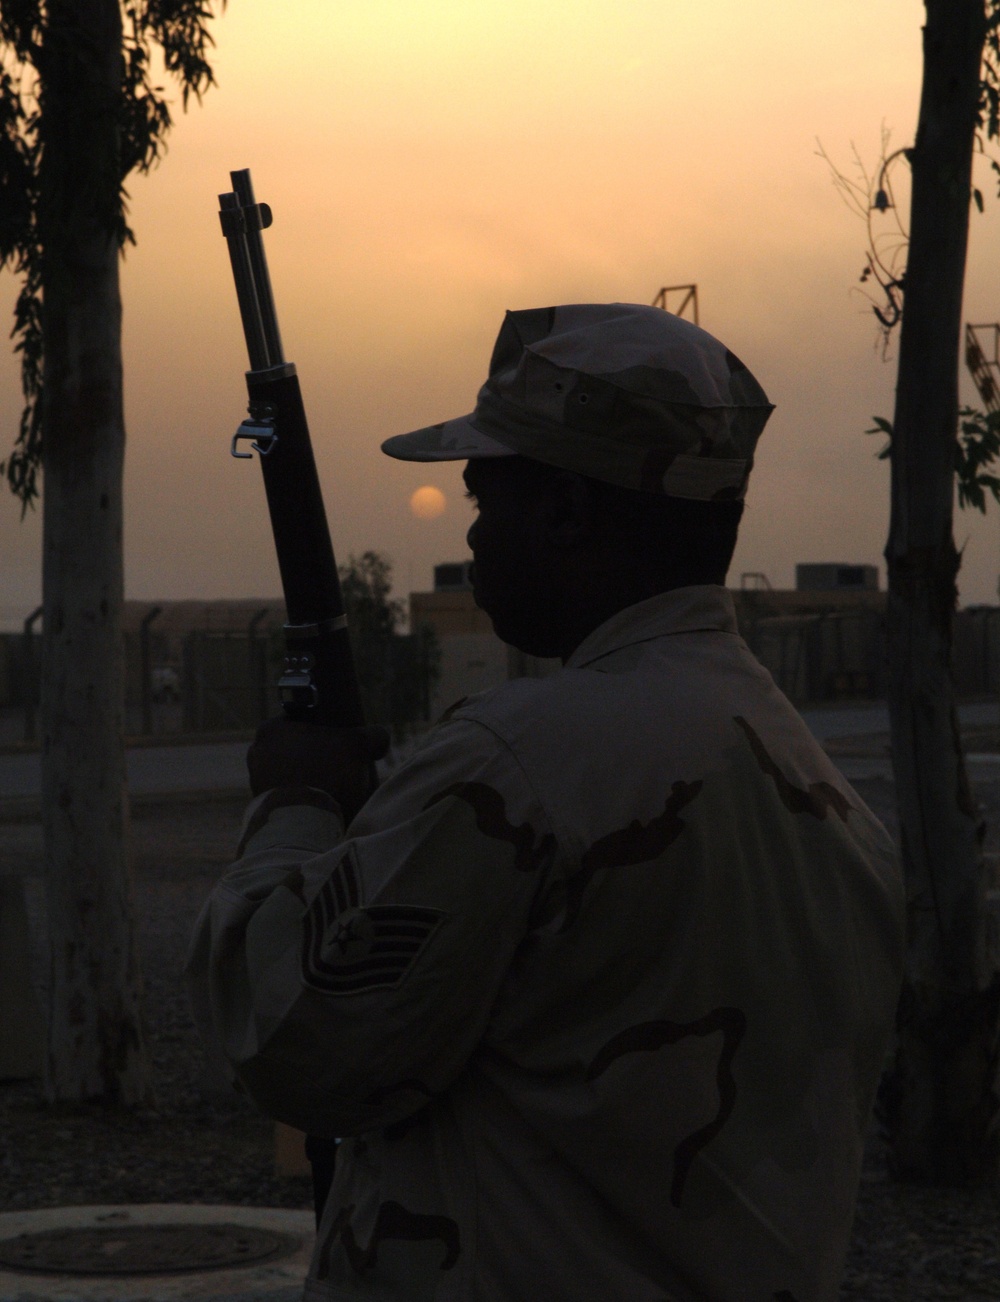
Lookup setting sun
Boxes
[410,485,447,520]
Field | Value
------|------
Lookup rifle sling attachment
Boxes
[247,362,297,381]
[285,617,349,639]
[218,199,273,238]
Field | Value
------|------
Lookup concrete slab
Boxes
[800,699,999,741]
[0,743,250,819]
[0,1205,313,1302]
[833,756,894,782]
[0,703,995,817]
[1,743,249,799]
[826,750,1000,784]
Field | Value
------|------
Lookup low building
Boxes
[410,564,559,719]
[795,563,879,592]
[410,559,897,712]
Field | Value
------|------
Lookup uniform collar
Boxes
[565,585,739,670]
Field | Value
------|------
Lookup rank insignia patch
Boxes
[302,855,444,994]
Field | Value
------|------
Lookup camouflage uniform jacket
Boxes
[187,586,905,1302]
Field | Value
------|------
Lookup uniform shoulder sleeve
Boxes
[185,717,558,1136]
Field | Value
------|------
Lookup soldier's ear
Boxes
[543,470,595,549]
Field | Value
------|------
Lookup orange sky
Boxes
[3,0,1000,625]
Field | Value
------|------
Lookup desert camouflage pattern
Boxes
[187,587,904,1301]
[380,304,775,500]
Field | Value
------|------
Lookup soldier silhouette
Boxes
[189,303,904,1302]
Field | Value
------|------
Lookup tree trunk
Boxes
[39,0,151,1104]
[880,0,999,1183]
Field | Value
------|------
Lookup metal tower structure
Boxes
[652,284,699,325]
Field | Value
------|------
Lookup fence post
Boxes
[22,605,42,744]
[248,608,269,724]
[140,606,163,736]
[991,610,1000,697]
[182,632,199,733]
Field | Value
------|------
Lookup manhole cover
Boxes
[0,1223,299,1276]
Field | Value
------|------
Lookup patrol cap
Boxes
[381,303,774,500]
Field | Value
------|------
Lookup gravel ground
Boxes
[2,770,1000,1299]
[0,794,313,1214]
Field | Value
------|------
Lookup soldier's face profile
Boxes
[463,458,566,657]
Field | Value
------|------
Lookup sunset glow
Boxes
[2,0,999,622]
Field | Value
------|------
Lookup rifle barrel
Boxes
[220,168,367,729]
[230,169,285,369]
[218,192,270,370]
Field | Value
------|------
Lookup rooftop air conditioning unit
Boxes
[434,561,475,591]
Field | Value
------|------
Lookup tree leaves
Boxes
[865,409,1000,515]
[143,0,220,108]
[0,68,36,265]
[0,0,226,506]
[823,5,1000,360]
[338,552,440,730]
[981,1,1000,150]
[0,59,41,507]
[956,405,1000,512]
[865,415,894,460]
[0,0,45,60]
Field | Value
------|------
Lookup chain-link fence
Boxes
[741,605,1000,707]
[3,601,999,746]
[0,599,441,744]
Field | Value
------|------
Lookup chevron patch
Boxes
[302,854,444,995]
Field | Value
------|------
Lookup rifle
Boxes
[218,167,365,729]
[218,167,358,1223]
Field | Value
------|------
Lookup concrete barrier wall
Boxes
[0,633,38,709]
[3,604,999,733]
[952,607,1000,698]
[745,610,879,705]
[182,632,281,732]
[744,607,998,705]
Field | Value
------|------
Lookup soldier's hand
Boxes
[247,715,390,821]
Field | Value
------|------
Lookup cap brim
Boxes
[381,414,518,463]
